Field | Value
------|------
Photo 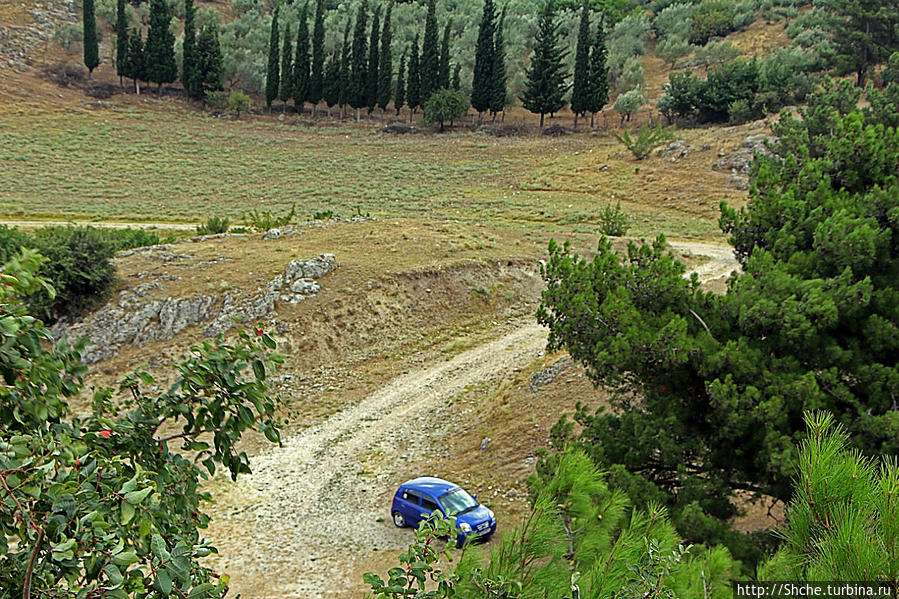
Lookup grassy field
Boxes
[0,101,749,240]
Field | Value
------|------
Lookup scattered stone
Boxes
[726,173,750,191]
[542,124,571,137]
[382,124,420,134]
[712,134,774,175]
[529,357,571,392]
[657,139,710,160]
[480,437,491,451]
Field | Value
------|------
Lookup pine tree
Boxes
[419,0,439,102]
[195,23,224,100]
[83,0,99,78]
[115,0,128,87]
[520,0,569,128]
[323,52,340,117]
[365,5,381,114]
[349,1,368,118]
[265,3,281,111]
[407,33,421,121]
[123,28,145,94]
[377,2,393,117]
[489,7,506,122]
[279,23,293,108]
[146,0,177,96]
[338,17,352,117]
[394,49,406,115]
[438,20,451,90]
[570,0,591,128]
[452,62,461,90]
[182,0,197,96]
[293,2,310,111]
[817,0,899,87]
[308,0,325,114]
[471,0,496,122]
[587,18,609,127]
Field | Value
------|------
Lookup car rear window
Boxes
[421,496,439,512]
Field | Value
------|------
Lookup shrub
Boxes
[243,204,296,231]
[99,227,174,251]
[25,226,117,322]
[618,55,646,91]
[653,3,694,41]
[657,36,693,67]
[206,90,228,111]
[422,89,470,131]
[53,23,83,52]
[608,12,652,74]
[615,124,676,160]
[882,52,899,86]
[732,0,757,29]
[0,226,27,264]
[690,0,736,45]
[196,215,230,235]
[227,90,251,116]
[728,98,753,122]
[614,87,648,123]
[694,40,741,68]
[659,70,702,121]
[597,201,630,236]
[696,58,760,121]
[313,210,335,220]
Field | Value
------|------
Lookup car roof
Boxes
[400,476,462,496]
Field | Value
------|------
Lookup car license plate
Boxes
[477,522,489,531]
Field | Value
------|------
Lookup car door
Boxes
[421,494,443,522]
[400,489,422,526]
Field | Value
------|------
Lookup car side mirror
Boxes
[472,494,477,500]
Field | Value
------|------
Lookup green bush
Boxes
[243,204,296,231]
[657,36,693,67]
[196,215,230,235]
[690,0,736,45]
[312,210,335,220]
[597,200,630,236]
[206,90,229,111]
[696,58,760,121]
[98,227,174,251]
[616,124,676,160]
[613,87,648,123]
[227,90,251,116]
[422,89,470,131]
[653,3,694,41]
[0,226,28,264]
[728,98,753,123]
[25,226,117,322]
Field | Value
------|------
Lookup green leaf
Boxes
[264,426,280,443]
[151,533,170,561]
[261,334,276,349]
[124,487,153,505]
[103,563,124,586]
[121,500,136,525]
[188,583,216,597]
[112,550,139,566]
[252,359,265,380]
[154,569,173,596]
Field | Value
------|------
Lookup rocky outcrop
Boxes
[52,253,338,363]
[713,133,773,190]
[0,0,77,72]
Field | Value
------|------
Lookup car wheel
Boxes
[392,511,406,528]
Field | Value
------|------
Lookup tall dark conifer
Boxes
[182,0,197,96]
[146,0,177,96]
[323,52,340,117]
[265,3,281,110]
[308,0,325,114]
[419,0,439,102]
[293,2,310,111]
[520,0,569,128]
[489,7,506,121]
[471,0,496,122]
[586,18,608,127]
[338,17,352,117]
[279,23,293,108]
[452,62,461,90]
[195,23,224,99]
[349,1,368,117]
[365,6,381,114]
[394,49,406,115]
[115,0,128,87]
[83,0,99,78]
[407,33,421,121]
[377,2,394,116]
[570,0,591,128]
[438,20,451,90]
[123,28,145,94]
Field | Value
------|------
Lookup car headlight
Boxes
[487,509,495,521]
[459,522,472,532]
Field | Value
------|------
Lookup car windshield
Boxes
[439,489,479,516]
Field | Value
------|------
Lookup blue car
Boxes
[391,477,497,546]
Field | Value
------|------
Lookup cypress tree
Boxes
[349,1,368,118]
[394,49,406,115]
[338,17,352,117]
[489,7,506,121]
[294,2,310,111]
[146,0,177,97]
[195,23,224,100]
[438,20,451,90]
[471,0,495,122]
[570,0,591,128]
[452,62,461,90]
[124,28,145,94]
[365,5,381,114]
[115,0,128,87]
[182,0,197,96]
[407,33,421,121]
[323,52,340,117]
[265,3,281,111]
[520,0,569,128]
[279,23,293,108]
[83,0,99,78]
[419,0,439,102]
[308,0,325,114]
[586,18,608,127]
[377,2,393,117]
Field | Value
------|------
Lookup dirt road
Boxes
[201,241,739,599]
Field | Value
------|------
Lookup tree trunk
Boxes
[590,112,595,128]
[312,103,317,117]
[574,112,579,129]
[477,111,483,126]
[539,113,545,128]
[501,111,505,123]
[119,74,123,88]
[327,106,331,117]
[157,82,162,98]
